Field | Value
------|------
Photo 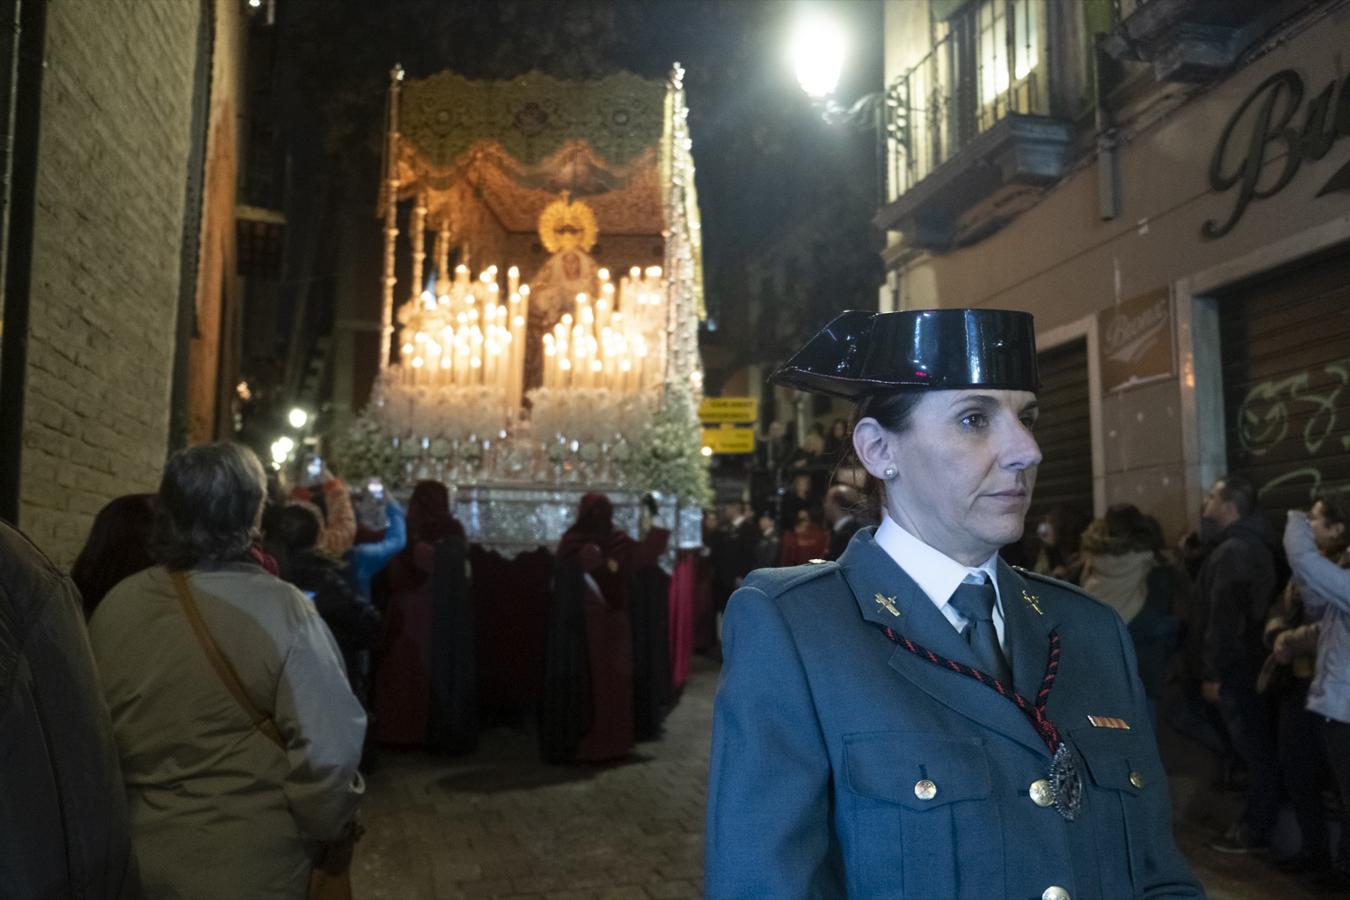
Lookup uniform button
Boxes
[1042,887,1070,900]
[1029,779,1055,807]
[1129,771,1144,789]
[914,779,937,801]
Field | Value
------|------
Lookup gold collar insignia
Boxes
[874,593,901,618]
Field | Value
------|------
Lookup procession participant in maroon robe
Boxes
[372,480,470,748]
[546,492,668,762]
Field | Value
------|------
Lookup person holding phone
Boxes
[287,457,356,560]
[346,481,406,603]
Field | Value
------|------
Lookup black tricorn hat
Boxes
[771,308,1039,400]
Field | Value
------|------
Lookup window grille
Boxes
[885,0,1048,202]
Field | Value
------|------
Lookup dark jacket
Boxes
[1196,515,1280,685]
[281,549,381,681]
[0,521,142,899]
[827,517,863,561]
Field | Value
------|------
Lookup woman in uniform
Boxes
[705,309,1200,900]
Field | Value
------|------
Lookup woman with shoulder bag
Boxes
[90,443,366,900]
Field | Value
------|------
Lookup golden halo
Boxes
[538,194,598,254]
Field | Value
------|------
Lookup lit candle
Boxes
[543,334,555,390]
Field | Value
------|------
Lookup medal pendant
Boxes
[1049,742,1083,821]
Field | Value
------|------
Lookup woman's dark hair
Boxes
[1315,491,1350,555]
[853,389,924,439]
[1045,503,1092,558]
[71,493,156,617]
[1079,503,1165,561]
[273,503,322,551]
[152,442,267,571]
[851,389,925,514]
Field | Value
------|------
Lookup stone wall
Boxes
[18,0,204,565]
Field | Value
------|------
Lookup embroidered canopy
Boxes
[377,64,704,386]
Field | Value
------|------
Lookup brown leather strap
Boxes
[170,571,286,750]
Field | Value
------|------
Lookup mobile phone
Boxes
[367,478,384,501]
[306,455,323,479]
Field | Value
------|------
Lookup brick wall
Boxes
[18,0,204,565]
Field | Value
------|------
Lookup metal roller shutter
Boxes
[1029,337,1094,523]
[1220,248,1350,514]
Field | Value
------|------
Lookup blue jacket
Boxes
[345,503,407,601]
[706,528,1201,899]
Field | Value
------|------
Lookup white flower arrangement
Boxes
[329,412,405,486]
[616,381,711,506]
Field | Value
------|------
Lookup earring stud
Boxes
[883,466,897,480]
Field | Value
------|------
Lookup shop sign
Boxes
[698,396,758,424]
[701,424,755,455]
[1099,289,1174,392]
[1204,69,1350,239]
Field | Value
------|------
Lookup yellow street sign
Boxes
[698,396,758,424]
[701,425,756,455]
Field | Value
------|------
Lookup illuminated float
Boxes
[335,64,708,553]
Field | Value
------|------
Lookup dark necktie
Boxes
[948,577,1012,686]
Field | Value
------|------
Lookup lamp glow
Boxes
[790,12,847,99]
[270,436,295,465]
[287,407,309,429]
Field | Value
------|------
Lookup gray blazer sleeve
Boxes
[274,612,367,841]
[1285,511,1350,614]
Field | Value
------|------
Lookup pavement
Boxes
[352,658,714,900]
[355,654,1336,900]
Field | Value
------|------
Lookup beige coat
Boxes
[90,563,366,900]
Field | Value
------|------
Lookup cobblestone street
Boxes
[356,653,1330,900]
[354,658,714,900]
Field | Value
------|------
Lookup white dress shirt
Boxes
[874,513,1006,649]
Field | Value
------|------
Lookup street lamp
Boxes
[790,12,846,99]
[789,9,894,209]
[288,407,309,429]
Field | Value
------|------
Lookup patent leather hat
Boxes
[771,308,1040,400]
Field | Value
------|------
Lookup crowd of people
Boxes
[1,440,690,899]
[1012,475,1350,890]
[3,415,1348,897]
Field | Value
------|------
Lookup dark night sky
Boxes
[271,0,883,374]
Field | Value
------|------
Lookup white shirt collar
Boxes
[874,513,1005,638]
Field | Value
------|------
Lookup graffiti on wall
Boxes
[1236,356,1350,500]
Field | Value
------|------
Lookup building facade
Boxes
[0,0,247,565]
[878,0,1350,539]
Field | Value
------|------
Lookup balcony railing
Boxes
[885,8,1049,203]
